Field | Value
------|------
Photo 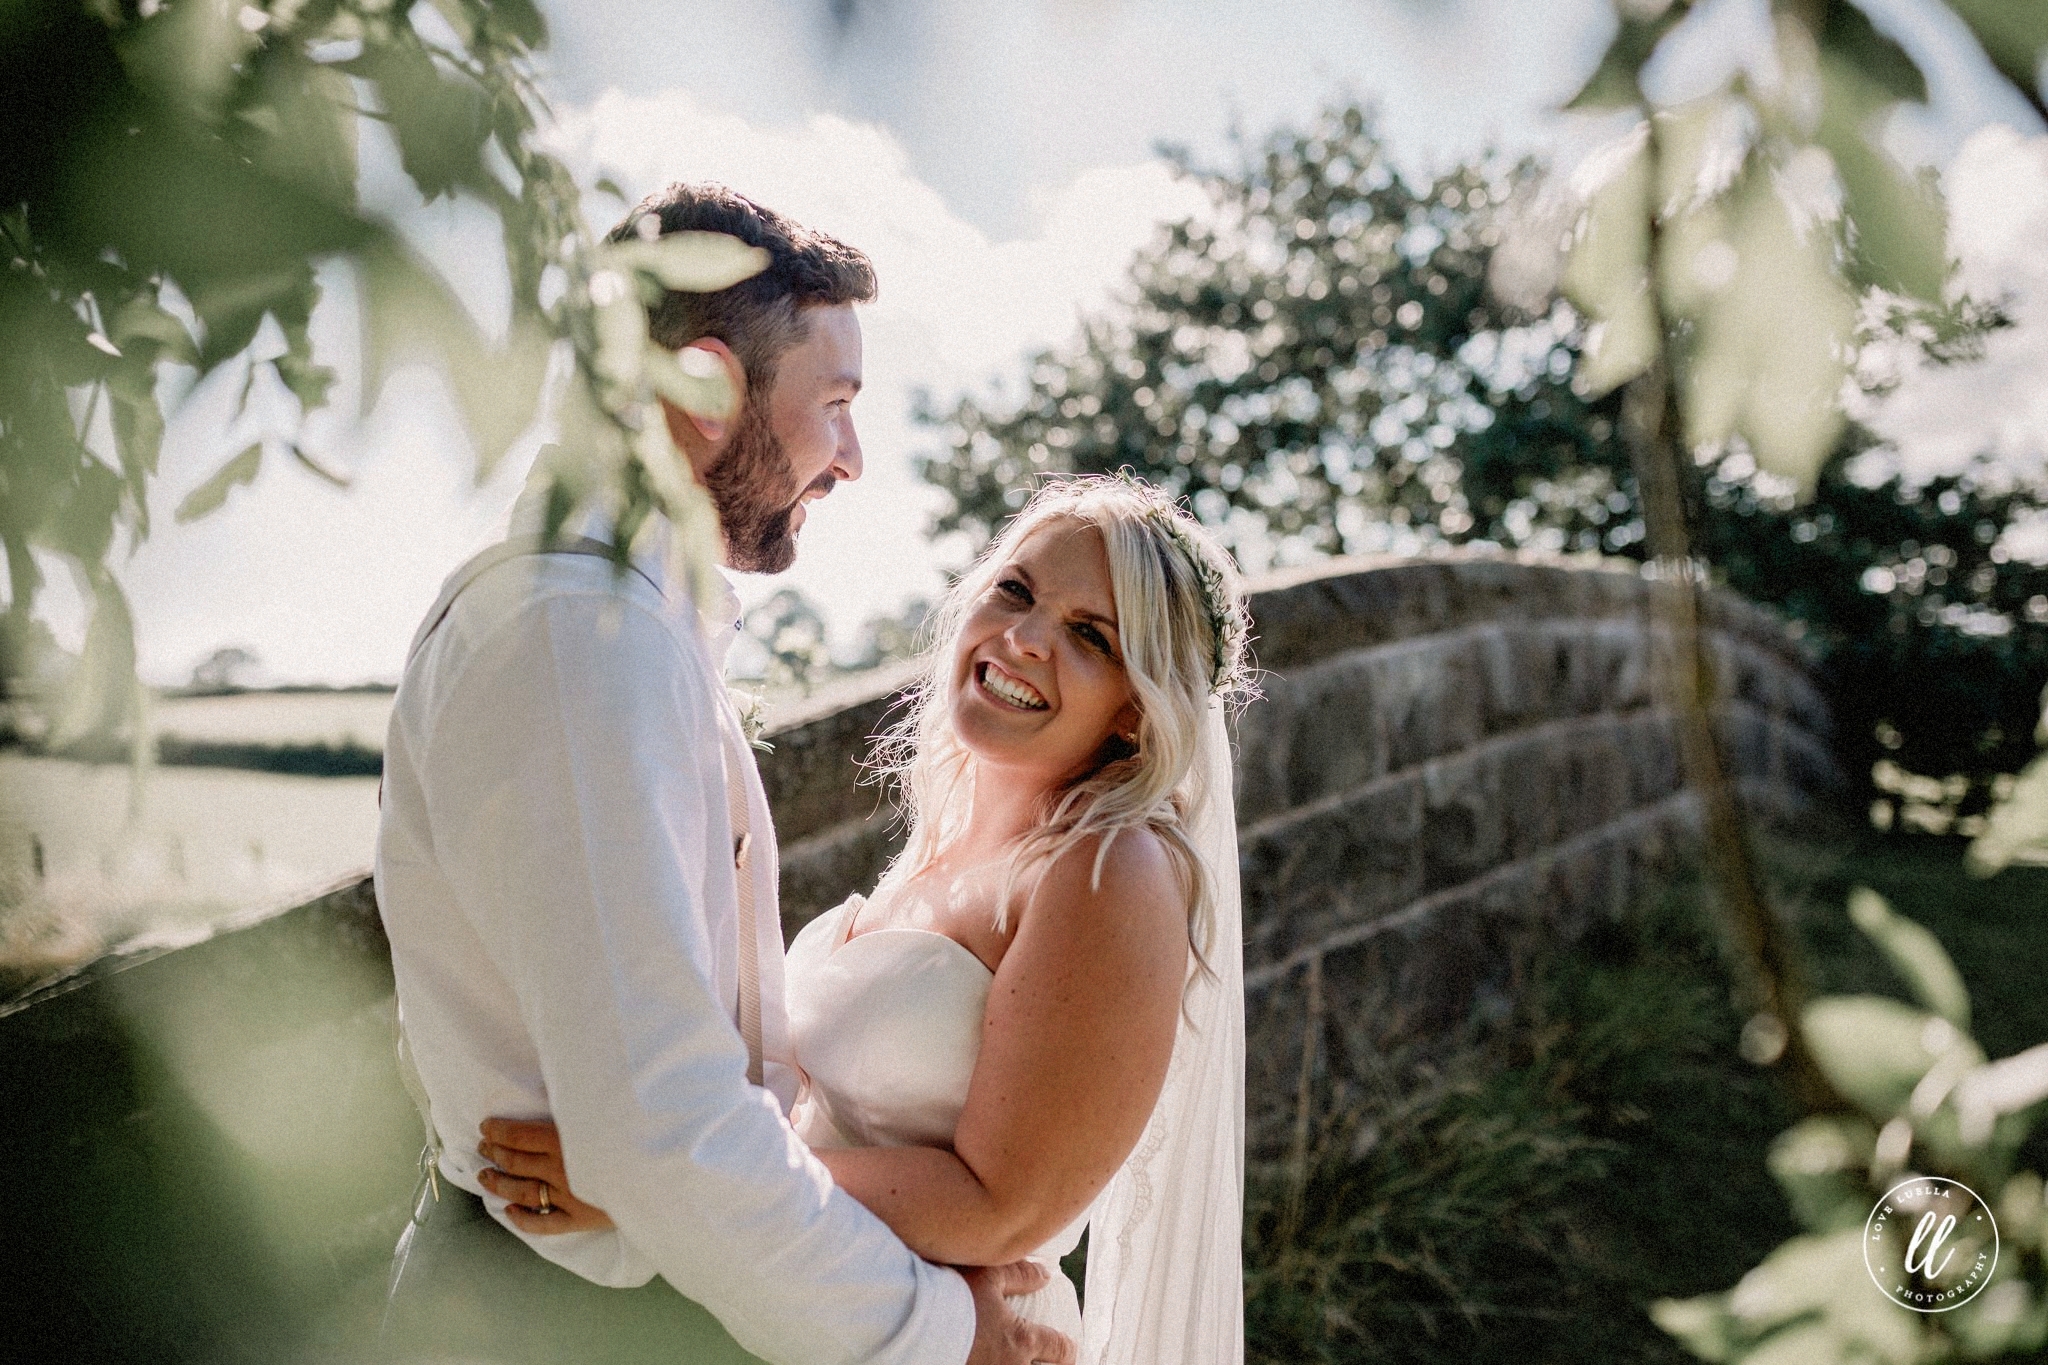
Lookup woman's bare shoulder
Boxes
[1026,825,1187,948]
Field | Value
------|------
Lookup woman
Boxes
[477,477,1252,1363]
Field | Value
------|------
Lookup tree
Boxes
[923,1,2048,1169]
[2,0,746,744]
[187,645,258,694]
[921,104,2048,824]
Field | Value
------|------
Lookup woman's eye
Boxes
[996,578,1030,603]
[1074,622,1112,653]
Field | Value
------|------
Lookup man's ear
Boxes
[660,338,747,476]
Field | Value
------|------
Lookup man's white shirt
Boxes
[374,522,974,1365]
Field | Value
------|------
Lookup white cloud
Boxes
[543,89,1210,648]
[1866,125,2048,485]
[107,93,1204,684]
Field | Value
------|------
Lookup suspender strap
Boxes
[403,535,660,668]
[727,773,767,1089]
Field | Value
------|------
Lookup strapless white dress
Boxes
[785,895,1087,1339]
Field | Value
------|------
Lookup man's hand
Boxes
[477,1117,615,1235]
[962,1262,1076,1365]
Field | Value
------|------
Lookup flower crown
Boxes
[1103,472,1249,699]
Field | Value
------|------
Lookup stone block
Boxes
[1498,742,1560,863]
[758,681,910,844]
[1419,747,1508,893]
[1552,732,1634,843]
[1625,713,1684,804]
[1240,774,1424,970]
[1228,692,1293,827]
[1273,651,1392,807]
[777,816,905,938]
[1374,637,1485,772]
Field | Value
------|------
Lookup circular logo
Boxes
[1864,1177,1999,1312]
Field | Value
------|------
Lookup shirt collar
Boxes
[507,463,743,674]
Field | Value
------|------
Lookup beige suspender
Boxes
[727,762,767,1089]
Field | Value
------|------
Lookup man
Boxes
[375,184,1070,1365]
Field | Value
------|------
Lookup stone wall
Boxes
[0,553,1839,1354]
[757,553,1837,1152]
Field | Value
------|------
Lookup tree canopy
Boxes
[2,0,738,740]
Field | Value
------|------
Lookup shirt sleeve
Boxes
[419,586,974,1365]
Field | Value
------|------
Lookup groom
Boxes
[375,184,1069,1365]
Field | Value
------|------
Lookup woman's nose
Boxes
[1006,613,1053,658]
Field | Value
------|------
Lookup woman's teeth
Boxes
[982,665,1047,710]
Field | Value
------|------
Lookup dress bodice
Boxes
[786,895,993,1152]
[785,896,1086,1334]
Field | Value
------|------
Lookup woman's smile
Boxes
[976,660,1049,711]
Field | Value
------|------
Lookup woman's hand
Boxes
[476,1117,615,1235]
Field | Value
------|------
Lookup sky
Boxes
[38,0,2048,687]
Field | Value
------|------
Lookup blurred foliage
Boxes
[1244,840,1805,1363]
[920,103,2048,821]
[1242,829,2048,1364]
[727,589,931,701]
[740,587,832,695]
[1652,887,2048,1363]
[2,0,742,747]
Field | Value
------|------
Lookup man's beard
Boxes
[702,395,830,574]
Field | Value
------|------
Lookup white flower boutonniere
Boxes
[729,687,773,754]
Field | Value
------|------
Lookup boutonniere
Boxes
[729,686,773,754]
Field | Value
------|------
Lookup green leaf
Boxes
[356,242,547,471]
[1566,5,1690,111]
[48,574,140,749]
[1677,172,1852,493]
[1767,1116,1878,1233]
[599,232,772,294]
[106,288,200,369]
[1969,745,2048,874]
[247,59,360,207]
[46,450,124,567]
[1846,888,1970,1030]
[272,272,337,413]
[106,358,166,532]
[1562,131,1659,395]
[642,342,739,420]
[344,40,491,203]
[176,442,263,523]
[1649,1294,1739,1362]
[1816,62,1947,303]
[1803,995,1979,1119]
[1819,0,1928,104]
[1947,2,2048,109]
[289,444,350,489]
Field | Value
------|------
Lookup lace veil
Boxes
[1081,698,1245,1365]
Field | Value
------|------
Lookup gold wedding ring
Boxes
[536,1182,553,1216]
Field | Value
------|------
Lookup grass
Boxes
[1243,824,2048,1364]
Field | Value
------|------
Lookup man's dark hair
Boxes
[607,183,876,394]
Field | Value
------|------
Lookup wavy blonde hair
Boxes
[869,477,1255,968]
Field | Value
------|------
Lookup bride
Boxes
[476,476,1252,1364]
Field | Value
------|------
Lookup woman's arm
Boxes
[481,830,1187,1265]
[818,831,1187,1266]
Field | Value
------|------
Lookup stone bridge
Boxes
[760,552,1835,1151]
[0,552,1837,1357]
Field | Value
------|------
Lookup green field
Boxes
[0,753,380,987]
[151,690,395,750]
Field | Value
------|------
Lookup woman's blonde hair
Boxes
[869,476,1255,967]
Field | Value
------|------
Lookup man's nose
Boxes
[832,415,863,483]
